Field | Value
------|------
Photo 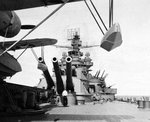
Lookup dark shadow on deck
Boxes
[0,113,134,122]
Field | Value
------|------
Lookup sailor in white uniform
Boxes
[62,90,68,106]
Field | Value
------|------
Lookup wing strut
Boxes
[31,48,39,62]
[41,46,44,60]
[0,0,69,56]
[30,46,45,62]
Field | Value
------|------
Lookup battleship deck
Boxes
[1,101,150,122]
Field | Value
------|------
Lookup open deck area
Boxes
[1,101,150,122]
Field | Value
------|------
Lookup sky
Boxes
[3,0,150,96]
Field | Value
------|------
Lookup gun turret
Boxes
[52,57,64,95]
[65,56,74,92]
[38,57,55,90]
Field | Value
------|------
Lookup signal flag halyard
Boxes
[100,23,122,51]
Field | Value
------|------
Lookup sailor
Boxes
[62,90,68,106]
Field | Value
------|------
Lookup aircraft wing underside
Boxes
[0,0,83,11]
[0,38,57,51]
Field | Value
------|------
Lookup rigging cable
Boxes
[0,0,69,56]
[2,27,8,47]
[89,0,108,31]
[84,0,104,35]
[16,46,28,60]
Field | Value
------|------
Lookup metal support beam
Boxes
[109,0,113,28]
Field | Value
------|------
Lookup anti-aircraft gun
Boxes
[89,70,117,101]
[94,70,106,91]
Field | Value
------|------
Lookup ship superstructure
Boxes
[52,29,93,101]
[51,28,117,103]
[37,28,117,104]
[57,29,93,84]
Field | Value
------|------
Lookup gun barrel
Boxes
[38,57,55,90]
[65,56,74,92]
[52,57,64,95]
[100,70,105,79]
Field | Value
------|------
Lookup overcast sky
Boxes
[3,0,150,96]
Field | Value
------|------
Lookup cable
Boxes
[2,27,8,47]
[89,0,108,31]
[0,0,69,56]
[16,47,28,60]
[84,0,104,35]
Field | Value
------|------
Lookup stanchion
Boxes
[137,100,144,108]
[67,92,77,106]
[76,96,85,105]
[143,101,150,109]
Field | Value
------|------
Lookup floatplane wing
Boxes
[0,0,83,11]
[54,45,72,49]
[54,45,99,49]
[0,38,57,51]
[80,45,99,49]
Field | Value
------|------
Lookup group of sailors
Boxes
[45,89,69,107]
[91,93,113,105]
